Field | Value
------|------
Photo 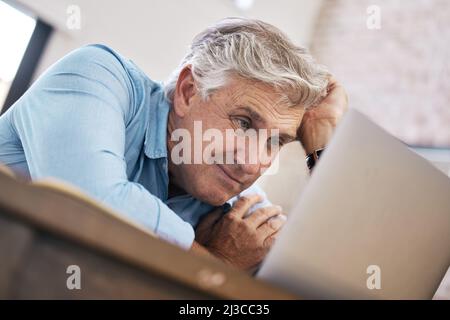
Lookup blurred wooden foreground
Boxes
[0,165,297,299]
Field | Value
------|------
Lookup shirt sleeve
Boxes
[9,45,195,249]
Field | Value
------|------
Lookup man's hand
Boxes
[297,76,348,155]
[194,194,287,271]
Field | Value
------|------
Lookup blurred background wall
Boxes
[18,0,324,82]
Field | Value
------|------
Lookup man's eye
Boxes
[235,118,251,130]
[267,136,284,148]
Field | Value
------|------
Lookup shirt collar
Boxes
[144,81,170,159]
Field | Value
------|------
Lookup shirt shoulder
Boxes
[79,44,165,122]
[38,44,163,127]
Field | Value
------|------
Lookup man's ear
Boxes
[173,65,196,118]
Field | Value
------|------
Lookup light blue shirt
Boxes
[0,44,271,249]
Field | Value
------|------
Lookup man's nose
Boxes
[235,149,272,176]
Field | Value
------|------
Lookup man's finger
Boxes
[263,230,281,247]
[196,207,223,230]
[245,205,283,228]
[228,194,263,219]
[195,207,223,245]
[258,214,287,237]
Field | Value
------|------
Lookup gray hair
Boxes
[164,17,330,108]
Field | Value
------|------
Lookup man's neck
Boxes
[168,179,188,198]
[166,109,188,199]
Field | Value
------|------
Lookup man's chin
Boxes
[201,193,231,206]
[195,186,235,206]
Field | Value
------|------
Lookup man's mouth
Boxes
[216,164,243,185]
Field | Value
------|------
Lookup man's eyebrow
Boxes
[279,133,297,143]
[237,106,297,141]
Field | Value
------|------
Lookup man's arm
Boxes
[10,45,195,249]
[298,77,348,165]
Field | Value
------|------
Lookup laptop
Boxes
[257,109,450,299]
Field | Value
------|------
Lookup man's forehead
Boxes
[234,104,301,140]
[222,79,300,111]
[215,77,304,133]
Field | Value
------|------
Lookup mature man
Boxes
[0,18,347,271]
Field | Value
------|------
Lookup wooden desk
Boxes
[0,169,298,299]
